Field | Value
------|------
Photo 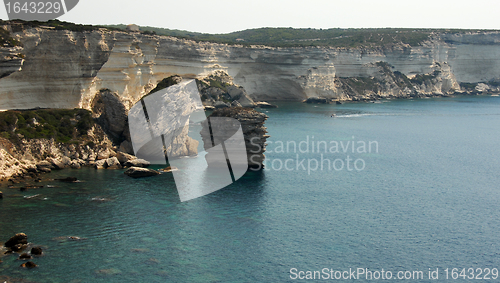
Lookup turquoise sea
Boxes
[1,96,500,282]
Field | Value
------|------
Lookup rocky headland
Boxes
[1,20,500,181]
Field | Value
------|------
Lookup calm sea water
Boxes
[1,96,500,282]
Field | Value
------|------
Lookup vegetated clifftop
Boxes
[1,21,500,111]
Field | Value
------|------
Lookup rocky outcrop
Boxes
[206,108,269,170]
[124,167,160,178]
[0,122,115,180]
[4,233,28,249]
[91,89,128,144]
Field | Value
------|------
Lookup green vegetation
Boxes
[105,25,495,48]
[0,26,21,47]
[348,77,380,93]
[410,70,441,85]
[0,108,94,144]
[2,19,496,49]
[0,19,121,33]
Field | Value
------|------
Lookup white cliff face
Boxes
[1,26,500,110]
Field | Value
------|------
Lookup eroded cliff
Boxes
[1,22,500,111]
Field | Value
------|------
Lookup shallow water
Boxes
[1,96,500,282]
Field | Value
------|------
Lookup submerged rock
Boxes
[20,261,37,268]
[19,253,32,260]
[304,97,330,104]
[56,177,78,183]
[124,167,160,178]
[30,246,43,256]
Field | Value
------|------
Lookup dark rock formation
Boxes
[56,177,78,183]
[91,89,128,144]
[124,167,160,178]
[205,107,268,170]
[304,97,330,104]
[4,233,28,249]
[0,191,3,199]
[30,246,43,256]
[19,253,32,260]
[20,261,37,268]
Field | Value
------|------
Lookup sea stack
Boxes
[204,107,269,170]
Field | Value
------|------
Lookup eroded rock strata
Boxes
[204,108,269,170]
[1,22,500,111]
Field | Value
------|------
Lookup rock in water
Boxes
[105,157,122,169]
[4,233,28,249]
[203,107,269,170]
[255,101,278,108]
[116,151,136,164]
[31,246,43,256]
[19,253,32,260]
[20,261,37,268]
[124,159,151,168]
[304,97,330,104]
[56,177,78,183]
[124,167,160,178]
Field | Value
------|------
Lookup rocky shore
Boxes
[0,72,270,182]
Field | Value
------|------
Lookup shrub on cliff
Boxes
[0,108,94,144]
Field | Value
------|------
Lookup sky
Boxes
[1,0,499,34]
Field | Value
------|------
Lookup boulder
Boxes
[231,100,242,107]
[48,158,66,169]
[204,105,215,111]
[70,160,81,169]
[37,167,51,173]
[124,159,150,168]
[116,151,136,164]
[124,167,160,178]
[19,253,32,260]
[0,191,2,199]
[36,161,53,170]
[105,157,122,169]
[97,148,111,160]
[20,261,37,268]
[30,246,43,256]
[95,159,107,170]
[214,101,230,109]
[256,101,278,108]
[4,233,28,249]
[61,156,72,167]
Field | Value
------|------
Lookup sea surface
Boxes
[1,96,500,282]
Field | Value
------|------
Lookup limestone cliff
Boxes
[1,22,500,111]
[204,107,269,170]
